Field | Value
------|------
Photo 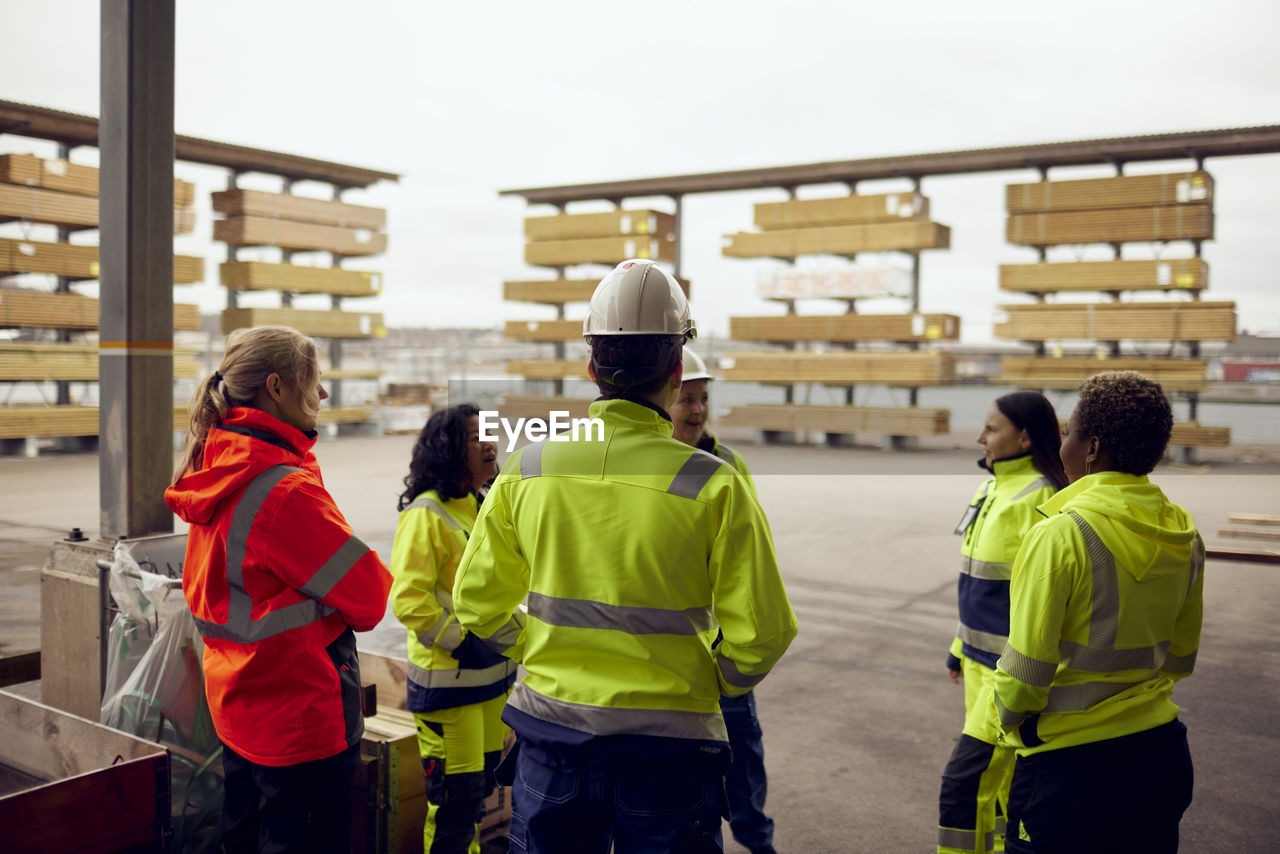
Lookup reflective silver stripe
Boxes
[1043,680,1143,713]
[958,624,1007,656]
[1059,639,1169,673]
[994,691,1027,727]
[998,643,1057,688]
[297,534,370,600]
[508,681,727,741]
[407,659,513,690]
[1068,511,1119,647]
[405,495,461,530]
[719,656,767,689]
[1162,650,1197,675]
[527,591,714,636]
[195,599,336,644]
[960,555,1012,580]
[1011,477,1053,502]
[938,827,994,851]
[418,616,463,652]
[481,611,526,654]
[520,442,544,478]
[667,450,722,499]
[995,815,1006,836]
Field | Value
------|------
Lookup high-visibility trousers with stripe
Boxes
[939,655,1016,854]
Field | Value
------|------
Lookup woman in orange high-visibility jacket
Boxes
[166,326,391,854]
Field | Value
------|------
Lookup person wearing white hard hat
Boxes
[452,259,798,854]
[670,349,774,854]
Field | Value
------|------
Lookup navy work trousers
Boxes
[220,742,360,854]
[721,691,774,852]
[1005,718,1193,854]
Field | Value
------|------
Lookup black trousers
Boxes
[220,742,360,854]
[1005,719,1193,854]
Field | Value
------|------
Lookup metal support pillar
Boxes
[671,193,683,280]
[98,0,176,539]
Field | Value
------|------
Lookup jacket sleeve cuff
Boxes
[945,653,962,672]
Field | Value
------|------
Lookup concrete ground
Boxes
[1,433,1278,852]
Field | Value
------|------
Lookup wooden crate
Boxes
[0,690,169,852]
[723,221,950,259]
[0,236,203,283]
[719,403,949,435]
[221,307,384,339]
[498,395,593,421]
[504,276,690,305]
[754,192,929,229]
[729,313,960,343]
[720,352,956,386]
[1007,204,1213,246]
[524,209,675,242]
[998,357,1207,391]
[0,152,196,205]
[0,405,190,439]
[994,301,1236,342]
[525,235,675,267]
[0,183,195,232]
[0,342,200,381]
[212,189,386,230]
[214,215,387,256]
[1007,171,1213,214]
[0,290,200,331]
[506,360,590,380]
[999,258,1208,294]
[220,261,381,296]
[503,319,583,342]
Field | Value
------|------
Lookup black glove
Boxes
[449,632,505,670]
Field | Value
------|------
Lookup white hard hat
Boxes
[682,348,713,383]
[583,259,696,339]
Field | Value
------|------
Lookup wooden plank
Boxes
[723,220,950,258]
[498,395,593,421]
[1228,514,1280,526]
[213,215,387,256]
[504,276,690,305]
[0,651,39,687]
[720,352,956,386]
[524,209,675,241]
[754,192,929,229]
[998,356,1206,391]
[318,406,373,424]
[1205,546,1280,565]
[719,403,950,435]
[0,342,200,381]
[503,319,583,342]
[1006,171,1213,213]
[1218,528,1280,543]
[222,306,384,339]
[0,183,195,232]
[525,234,675,267]
[730,313,960,343]
[506,360,589,380]
[219,260,381,296]
[357,651,409,711]
[0,237,202,282]
[212,189,386,230]
[1169,423,1230,447]
[0,290,200,331]
[0,152,196,205]
[994,301,1236,342]
[319,368,382,380]
[999,258,1209,294]
[1007,204,1213,246]
[0,405,190,439]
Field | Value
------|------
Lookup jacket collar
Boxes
[588,397,676,437]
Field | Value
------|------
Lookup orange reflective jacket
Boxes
[165,407,391,767]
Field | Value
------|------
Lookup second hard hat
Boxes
[682,348,713,383]
[583,259,696,339]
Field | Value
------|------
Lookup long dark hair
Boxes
[397,404,480,509]
[996,391,1069,490]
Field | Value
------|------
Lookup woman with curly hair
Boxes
[390,404,517,853]
[994,372,1204,853]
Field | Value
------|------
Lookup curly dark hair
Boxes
[1075,371,1173,476]
[397,403,480,509]
[587,334,684,397]
[996,390,1069,490]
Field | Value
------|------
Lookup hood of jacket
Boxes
[1037,471,1197,582]
[165,407,319,526]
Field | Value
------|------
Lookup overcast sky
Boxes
[3,0,1278,344]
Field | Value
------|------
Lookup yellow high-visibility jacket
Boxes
[390,489,516,713]
[452,398,798,744]
[993,472,1204,755]
[703,433,758,497]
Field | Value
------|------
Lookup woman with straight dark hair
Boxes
[938,391,1068,854]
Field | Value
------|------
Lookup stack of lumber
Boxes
[0,404,190,439]
[317,406,372,424]
[0,290,200,331]
[719,403,949,435]
[998,357,1207,391]
[220,261,380,296]
[995,301,1236,342]
[498,394,593,422]
[1208,514,1280,564]
[0,153,195,204]
[999,258,1208,294]
[502,319,585,342]
[506,360,589,380]
[730,313,960,344]
[1007,171,1212,213]
[221,306,384,339]
[212,189,386,255]
[0,342,199,381]
[753,192,929,229]
[504,276,689,305]
[1169,423,1230,447]
[523,209,676,267]
[0,236,202,283]
[720,352,956,386]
